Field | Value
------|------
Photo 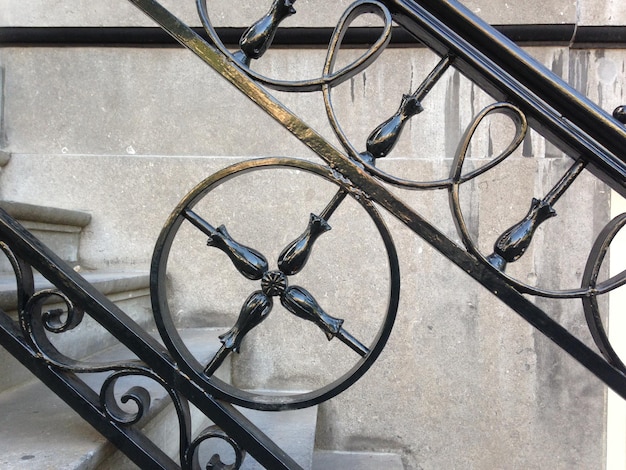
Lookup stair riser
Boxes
[0,222,82,270]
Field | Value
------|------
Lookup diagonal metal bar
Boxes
[126,0,626,400]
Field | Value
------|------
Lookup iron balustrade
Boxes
[0,0,625,468]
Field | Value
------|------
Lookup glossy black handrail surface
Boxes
[389,0,626,195]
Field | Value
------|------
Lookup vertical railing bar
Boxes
[543,159,587,206]
[318,189,348,221]
[413,53,454,101]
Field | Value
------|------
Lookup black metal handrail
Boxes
[0,0,624,468]
[389,0,626,195]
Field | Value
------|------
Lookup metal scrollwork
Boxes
[0,242,205,467]
[197,0,392,92]
[0,1,623,467]
[185,425,246,470]
[22,289,84,336]
[100,367,207,469]
[101,370,154,426]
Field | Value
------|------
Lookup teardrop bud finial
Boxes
[361,94,423,162]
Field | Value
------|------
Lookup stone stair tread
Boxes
[0,378,108,470]
[0,328,227,470]
[312,450,405,470]
[0,201,91,228]
[0,270,150,311]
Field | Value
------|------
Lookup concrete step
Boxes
[0,327,229,470]
[0,270,151,394]
[312,450,405,470]
[0,200,91,271]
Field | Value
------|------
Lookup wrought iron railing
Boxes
[0,0,625,468]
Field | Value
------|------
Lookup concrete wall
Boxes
[1,1,625,469]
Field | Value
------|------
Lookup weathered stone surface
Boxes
[461,0,577,24]
[0,0,200,27]
[0,46,576,159]
[579,0,626,26]
[0,0,369,28]
[0,0,590,28]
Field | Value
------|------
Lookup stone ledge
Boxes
[0,201,91,228]
[0,270,149,311]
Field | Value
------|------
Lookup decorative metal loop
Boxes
[19,289,87,362]
[23,289,85,334]
[101,367,198,468]
[321,0,393,89]
[185,425,245,470]
[196,0,392,92]
[448,102,528,184]
[449,103,528,258]
[17,285,149,373]
[101,371,153,426]
[582,212,626,372]
[448,103,527,257]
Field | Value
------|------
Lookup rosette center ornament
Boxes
[261,270,288,297]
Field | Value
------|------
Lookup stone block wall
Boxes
[0,1,624,469]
